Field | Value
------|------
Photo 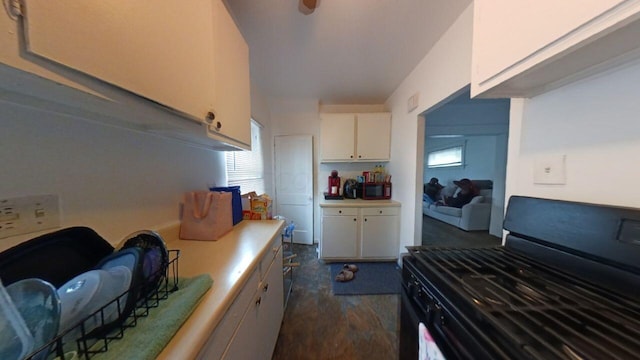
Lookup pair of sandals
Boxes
[335,264,359,282]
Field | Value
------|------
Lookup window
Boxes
[427,144,464,168]
[225,120,265,194]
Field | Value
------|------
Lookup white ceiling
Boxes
[225,0,472,105]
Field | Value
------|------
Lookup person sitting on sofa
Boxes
[437,178,478,208]
[424,177,444,204]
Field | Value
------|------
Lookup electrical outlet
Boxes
[0,195,61,239]
[533,155,566,185]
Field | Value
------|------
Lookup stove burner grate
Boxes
[407,246,640,359]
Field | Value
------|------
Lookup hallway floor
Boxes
[421,214,502,247]
[271,217,500,360]
[272,244,399,360]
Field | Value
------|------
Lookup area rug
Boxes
[329,262,401,295]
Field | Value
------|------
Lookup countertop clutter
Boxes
[154,219,284,359]
[320,199,401,207]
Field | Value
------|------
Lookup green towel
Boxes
[91,274,213,360]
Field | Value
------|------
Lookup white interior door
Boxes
[274,135,313,244]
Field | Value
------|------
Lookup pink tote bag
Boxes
[179,191,233,241]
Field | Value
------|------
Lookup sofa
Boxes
[422,180,492,231]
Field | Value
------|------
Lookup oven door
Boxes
[401,260,500,360]
[401,277,454,359]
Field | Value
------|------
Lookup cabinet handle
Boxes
[365,218,368,222]
[256,297,262,306]
[350,155,354,158]
[205,111,215,123]
[216,121,222,130]
[263,283,269,292]
[358,155,362,158]
[353,218,357,221]
[338,210,342,214]
[379,210,383,214]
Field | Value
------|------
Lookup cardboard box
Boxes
[250,193,272,220]
[241,192,273,220]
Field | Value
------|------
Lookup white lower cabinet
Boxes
[361,207,400,258]
[320,208,359,258]
[256,246,285,357]
[320,204,400,260]
[198,235,284,360]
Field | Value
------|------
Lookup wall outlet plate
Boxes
[533,155,566,185]
[0,195,61,239]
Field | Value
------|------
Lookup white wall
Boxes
[505,59,640,209]
[385,4,474,254]
[0,103,226,251]
[1,78,273,253]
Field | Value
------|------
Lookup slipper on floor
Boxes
[335,269,354,282]
[343,264,358,272]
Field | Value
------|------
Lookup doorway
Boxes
[421,87,510,241]
[274,135,314,244]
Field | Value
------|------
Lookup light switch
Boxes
[534,155,566,185]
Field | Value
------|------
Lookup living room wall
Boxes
[424,136,498,187]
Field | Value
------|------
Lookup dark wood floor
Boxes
[421,214,502,247]
[271,217,500,360]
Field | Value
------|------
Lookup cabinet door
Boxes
[20,0,251,150]
[320,114,356,161]
[207,0,252,149]
[256,246,284,359]
[356,113,391,161]
[221,290,260,360]
[361,208,399,259]
[321,212,358,258]
[197,269,259,359]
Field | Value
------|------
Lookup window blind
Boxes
[427,145,463,168]
[225,120,265,194]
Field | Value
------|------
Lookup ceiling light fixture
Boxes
[299,0,318,15]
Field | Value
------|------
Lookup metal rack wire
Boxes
[281,222,297,309]
[24,249,180,360]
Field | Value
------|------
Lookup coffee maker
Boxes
[328,170,340,196]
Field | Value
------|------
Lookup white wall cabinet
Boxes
[471,0,640,98]
[320,203,399,260]
[1,0,251,150]
[320,113,391,162]
[198,235,284,360]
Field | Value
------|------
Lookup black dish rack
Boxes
[24,249,180,360]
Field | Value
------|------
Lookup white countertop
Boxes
[153,219,284,359]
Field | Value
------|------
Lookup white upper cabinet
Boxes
[471,0,640,98]
[2,0,250,150]
[356,113,391,161]
[320,112,391,162]
[320,113,357,161]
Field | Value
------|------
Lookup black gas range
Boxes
[400,196,640,359]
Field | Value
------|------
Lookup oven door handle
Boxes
[405,282,433,321]
[430,303,473,359]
